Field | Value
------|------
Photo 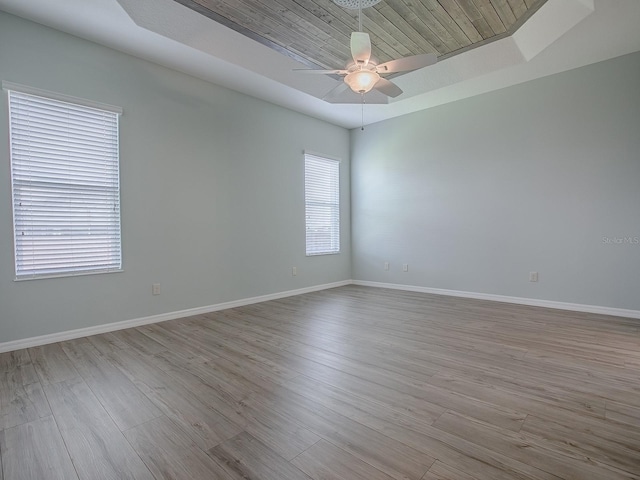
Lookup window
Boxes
[5,84,122,280]
[305,153,340,256]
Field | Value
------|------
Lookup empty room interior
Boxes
[1,0,639,479]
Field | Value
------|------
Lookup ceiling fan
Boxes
[295,0,437,102]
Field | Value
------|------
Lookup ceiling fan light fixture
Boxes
[344,70,380,94]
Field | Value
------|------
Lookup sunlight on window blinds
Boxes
[305,153,340,256]
[8,89,122,279]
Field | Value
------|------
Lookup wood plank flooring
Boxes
[1,285,639,480]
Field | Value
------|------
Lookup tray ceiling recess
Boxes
[173,0,548,71]
[7,0,636,128]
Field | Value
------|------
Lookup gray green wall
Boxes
[0,12,351,343]
[351,51,640,311]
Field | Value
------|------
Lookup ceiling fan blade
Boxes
[377,53,437,73]
[293,69,347,75]
[322,82,350,101]
[373,77,403,98]
[350,32,371,65]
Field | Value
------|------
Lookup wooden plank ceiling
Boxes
[174,0,548,70]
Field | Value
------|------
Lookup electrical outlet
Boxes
[152,283,161,295]
[529,271,538,282]
[292,266,297,276]
[384,262,389,271]
[402,263,408,272]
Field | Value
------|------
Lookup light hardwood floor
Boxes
[1,285,639,480]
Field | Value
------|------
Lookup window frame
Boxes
[304,152,341,256]
[4,82,123,281]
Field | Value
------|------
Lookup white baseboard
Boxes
[4,278,637,353]
[0,280,351,353]
[352,280,640,320]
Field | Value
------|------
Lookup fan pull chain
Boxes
[359,0,365,131]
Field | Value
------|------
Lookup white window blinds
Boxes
[7,88,122,279]
[305,153,340,256]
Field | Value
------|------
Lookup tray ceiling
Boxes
[2,0,640,128]
[174,0,547,70]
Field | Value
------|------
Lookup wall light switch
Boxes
[384,262,389,271]
[529,272,538,282]
[402,263,408,272]
[292,266,297,276]
[152,283,161,295]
